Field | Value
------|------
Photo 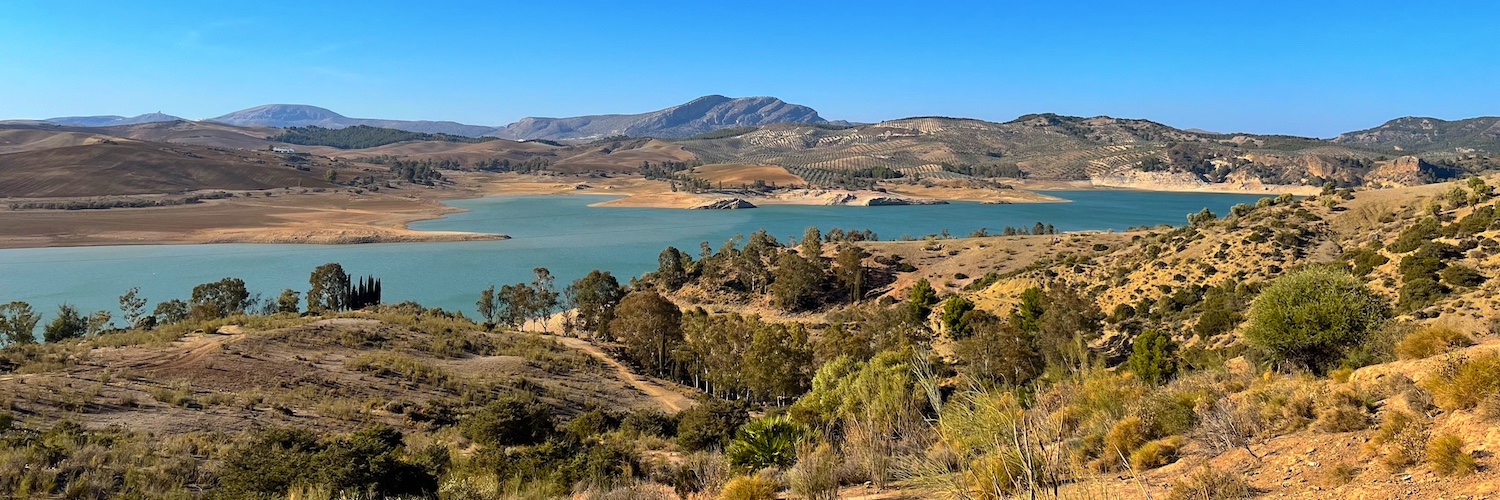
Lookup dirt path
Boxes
[552,336,695,413]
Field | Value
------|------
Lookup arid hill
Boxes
[0,139,335,197]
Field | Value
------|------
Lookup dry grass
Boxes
[1129,436,1185,471]
[1369,410,1429,472]
[1395,325,1474,360]
[1422,352,1500,410]
[718,472,779,500]
[1426,434,1477,477]
[1316,461,1359,487]
[1165,466,1252,500]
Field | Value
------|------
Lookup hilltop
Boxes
[43,112,185,127]
[490,95,828,141]
[209,104,498,137]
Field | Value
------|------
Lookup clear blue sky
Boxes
[2,0,1497,137]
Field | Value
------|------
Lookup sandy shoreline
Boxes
[0,172,1316,250]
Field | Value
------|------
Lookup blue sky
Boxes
[2,0,1497,137]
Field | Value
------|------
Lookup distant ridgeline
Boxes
[268,125,498,150]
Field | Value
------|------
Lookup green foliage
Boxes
[1440,264,1486,287]
[461,395,556,447]
[771,252,827,312]
[0,301,40,346]
[307,263,351,313]
[726,416,806,471]
[906,278,938,321]
[788,351,923,431]
[610,290,683,376]
[939,296,976,339]
[566,270,626,335]
[677,399,750,451]
[270,125,495,149]
[1341,242,1390,277]
[1036,284,1104,371]
[153,299,190,324]
[1243,267,1388,374]
[219,426,437,498]
[620,408,677,438]
[189,277,250,319]
[1388,218,1440,253]
[42,303,87,342]
[953,314,1043,387]
[1127,330,1179,385]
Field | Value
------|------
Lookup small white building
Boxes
[272,147,297,154]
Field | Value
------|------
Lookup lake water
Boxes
[0,191,1269,322]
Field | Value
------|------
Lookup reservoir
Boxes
[0,190,1269,322]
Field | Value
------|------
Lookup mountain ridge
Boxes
[44,112,185,127]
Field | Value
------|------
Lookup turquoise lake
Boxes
[0,190,1271,321]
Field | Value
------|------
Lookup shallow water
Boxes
[0,190,1269,322]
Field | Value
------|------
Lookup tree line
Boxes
[0,263,381,345]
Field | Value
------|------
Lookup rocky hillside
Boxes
[679,114,1489,189]
[489,95,827,141]
[1334,116,1500,155]
[209,104,497,137]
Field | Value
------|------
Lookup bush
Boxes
[1312,387,1374,432]
[460,395,556,447]
[726,416,806,471]
[1129,436,1185,470]
[1243,268,1389,374]
[1127,330,1179,385]
[718,473,778,500]
[1422,353,1500,410]
[219,426,437,498]
[1426,434,1477,477]
[786,443,839,500]
[1370,410,1428,472]
[1394,325,1474,360]
[1317,461,1358,487]
[678,399,750,451]
[1166,466,1252,500]
[621,408,677,437]
[1440,265,1486,287]
[1097,417,1148,471]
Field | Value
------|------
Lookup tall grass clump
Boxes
[1394,324,1473,360]
[1421,352,1500,410]
[1426,434,1477,477]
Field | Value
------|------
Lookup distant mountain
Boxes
[489,95,828,141]
[45,113,184,127]
[208,105,496,137]
[1333,116,1500,153]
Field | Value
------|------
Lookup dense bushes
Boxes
[1242,267,1389,373]
[218,426,437,498]
[460,394,557,447]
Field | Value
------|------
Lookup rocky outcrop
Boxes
[864,196,947,206]
[1365,156,1434,187]
[690,198,757,210]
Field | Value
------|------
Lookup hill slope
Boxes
[489,95,827,141]
[1334,116,1500,154]
[209,104,497,137]
[44,112,185,127]
[0,140,335,197]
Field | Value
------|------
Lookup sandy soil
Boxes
[0,187,503,249]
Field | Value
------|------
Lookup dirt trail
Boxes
[552,336,695,413]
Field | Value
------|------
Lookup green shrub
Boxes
[1394,325,1474,360]
[1388,218,1440,253]
[726,416,806,471]
[1426,434,1477,477]
[1127,330,1179,385]
[1243,267,1388,374]
[677,399,750,451]
[219,426,437,498]
[620,408,677,437]
[1422,353,1500,410]
[1440,265,1486,287]
[460,395,556,447]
